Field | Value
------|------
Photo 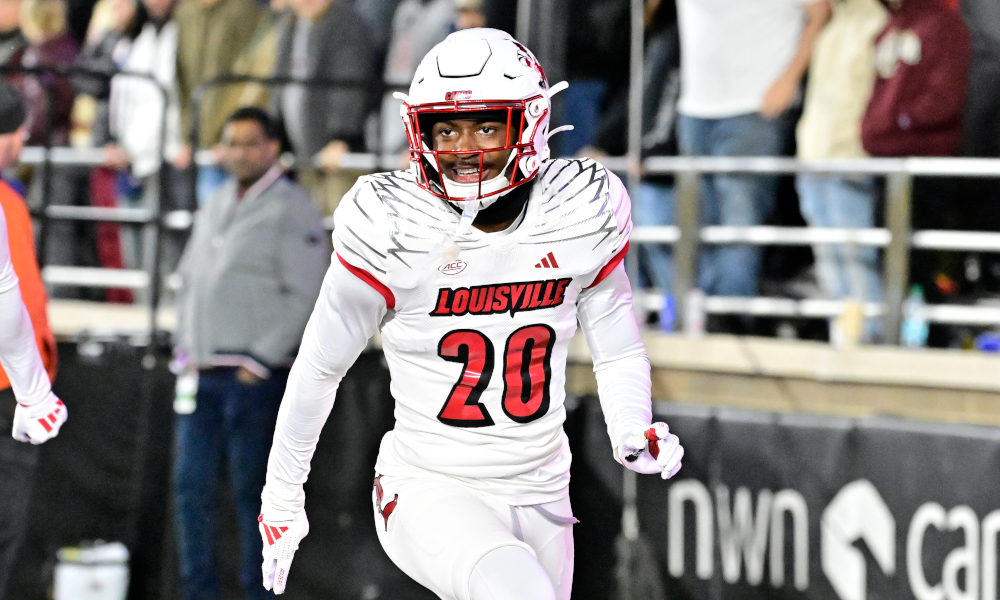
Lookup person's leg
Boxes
[225,370,288,600]
[797,174,849,298]
[174,371,226,600]
[634,182,675,291]
[372,475,544,600]
[706,113,789,297]
[826,176,881,303]
[515,497,575,600]
[469,546,556,600]
[826,176,883,341]
[0,388,39,599]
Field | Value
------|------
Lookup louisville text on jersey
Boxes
[430,278,572,317]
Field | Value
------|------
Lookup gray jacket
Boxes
[175,167,330,373]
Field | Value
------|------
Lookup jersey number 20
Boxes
[436,325,555,427]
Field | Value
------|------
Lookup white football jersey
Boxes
[332,158,631,503]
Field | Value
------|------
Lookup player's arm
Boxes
[576,261,683,479]
[259,255,387,594]
[0,208,64,443]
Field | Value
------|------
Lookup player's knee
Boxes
[469,546,556,600]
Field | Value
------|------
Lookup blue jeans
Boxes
[635,182,675,291]
[174,368,288,600]
[677,112,793,297]
[796,174,882,302]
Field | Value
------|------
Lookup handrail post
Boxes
[883,171,913,344]
[624,0,644,297]
[674,169,701,329]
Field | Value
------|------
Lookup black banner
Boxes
[585,401,1000,600]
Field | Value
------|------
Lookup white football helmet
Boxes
[398,28,567,208]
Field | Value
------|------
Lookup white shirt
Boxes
[109,22,183,177]
[676,0,811,118]
[262,159,653,515]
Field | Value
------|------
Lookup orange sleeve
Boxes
[0,182,56,388]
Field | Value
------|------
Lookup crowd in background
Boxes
[0,0,998,343]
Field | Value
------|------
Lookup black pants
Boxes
[0,388,39,599]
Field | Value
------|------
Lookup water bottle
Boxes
[901,285,929,348]
[660,293,676,333]
[174,370,198,415]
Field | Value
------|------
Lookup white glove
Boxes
[616,422,684,479]
[259,509,309,595]
[12,392,66,444]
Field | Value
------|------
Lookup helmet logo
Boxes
[511,40,547,88]
[445,90,473,101]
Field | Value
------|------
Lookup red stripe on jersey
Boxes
[547,252,559,268]
[337,254,396,310]
[585,242,630,289]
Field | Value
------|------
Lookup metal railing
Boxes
[617,155,1000,343]
[5,65,171,347]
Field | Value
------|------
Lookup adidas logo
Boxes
[258,514,289,546]
[534,252,560,269]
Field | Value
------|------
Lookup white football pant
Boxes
[372,474,574,600]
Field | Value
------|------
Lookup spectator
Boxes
[585,0,680,293]
[379,0,454,156]
[72,0,141,303]
[272,0,375,215]
[107,0,181,180]
[174,0,260,204]
[555,0,631,157]
[862,0,971,303]
[354,0,402,58]
[0,0,26,67]
[454,0,484,29]
[862,0,971,158]
[796,0,887,341]
[222,0,291,113]
[174,0,259,154]
[173,107,328,600]
[72,0,140,148]
[15,0,78,146]
[675,0,829,301]
[0,79,57,600]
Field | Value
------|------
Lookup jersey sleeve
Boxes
[0,203,17,293]
[576,261,651,457]
[331,178,395,307]
[584,163,632,289]
[262,257,388,518]
[0,203,53,406]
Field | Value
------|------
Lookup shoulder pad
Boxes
[531,158,632,260]
[334,170,457,282]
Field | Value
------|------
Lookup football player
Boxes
[0,82,65,445]
[258,28,684,600]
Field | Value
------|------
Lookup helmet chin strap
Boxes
[427,147,521,210]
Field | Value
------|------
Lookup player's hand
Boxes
[259,509,309,594]
[617,422,683,479]
[12,392,67,444]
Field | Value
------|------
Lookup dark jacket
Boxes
[13,34,79,146]
[861,0,972,157]
[271,0,376,156]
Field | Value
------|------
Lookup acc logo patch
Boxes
[438,259,467,276]
[445,90,472,101]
